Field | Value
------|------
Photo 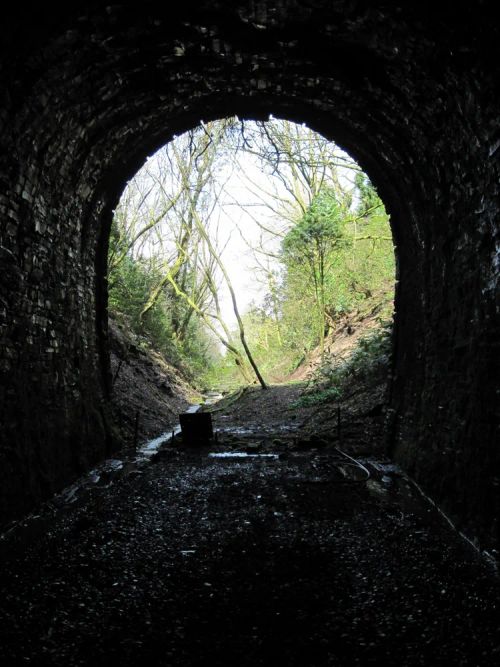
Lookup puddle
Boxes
[215,426,260,437]
[215,423,298,437]
[97,458,124,474]
[137,429,180,461]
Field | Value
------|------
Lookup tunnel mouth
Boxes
[94,95,412,417]
[1,2,497,557]
[92,91,413,415]
[104,115,396,462]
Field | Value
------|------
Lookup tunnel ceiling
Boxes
[0,2,498,554]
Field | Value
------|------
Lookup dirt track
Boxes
[1,388,499,666]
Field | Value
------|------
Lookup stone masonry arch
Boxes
[0,2,498,553]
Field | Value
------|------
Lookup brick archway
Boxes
[0,2,498,552]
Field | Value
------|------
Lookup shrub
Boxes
[304,320,392,400]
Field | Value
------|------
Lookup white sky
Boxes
[117,119,359,332]
[210,157,283,324]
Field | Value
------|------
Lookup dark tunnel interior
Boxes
[0,0,498,564]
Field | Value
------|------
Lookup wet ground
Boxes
[1,393,499,666]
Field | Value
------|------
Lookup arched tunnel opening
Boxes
[0,2,499,663]
[106,116,397,444]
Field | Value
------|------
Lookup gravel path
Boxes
[1,428,499,665]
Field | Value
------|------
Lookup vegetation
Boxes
[107,118,395,391]
[293,321,393,407]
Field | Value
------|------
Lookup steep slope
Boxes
[288,298,392,383]
[108,318,200,449]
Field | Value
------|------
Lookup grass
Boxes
[291,386,342,408]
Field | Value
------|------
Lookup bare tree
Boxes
[110,119,267,387]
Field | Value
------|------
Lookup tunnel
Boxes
[0,1,498,557]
